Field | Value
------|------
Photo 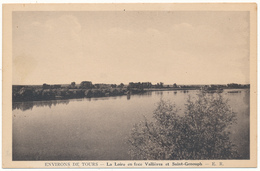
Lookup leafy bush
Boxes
[128,92,240,160]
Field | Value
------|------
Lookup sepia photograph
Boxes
[2,3,257,168]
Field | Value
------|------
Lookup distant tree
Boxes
[84,90,93,97]
[111,84,117,88]
[118,83,125,88]
[128,92,240,160]
[70,82,76,89]
[160,82,164,88]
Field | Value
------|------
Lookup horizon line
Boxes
[12,82,250,86]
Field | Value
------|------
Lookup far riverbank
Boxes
[12,85,249,102]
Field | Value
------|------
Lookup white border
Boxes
[1,0,259,171]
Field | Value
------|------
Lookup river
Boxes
[12,89,249,160]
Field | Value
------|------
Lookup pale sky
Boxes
[13,11,249,85]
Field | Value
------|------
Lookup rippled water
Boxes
[12,89,249,160]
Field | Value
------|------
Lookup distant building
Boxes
[80,81,92,89]
[94,83,110,89]
[53,84,61,89]
[128,82,142,89]
[160,82,164,88]
[155,82,164,88]
[142,82,152,88]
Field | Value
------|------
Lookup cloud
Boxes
[170,23,223,51]
[13,12,249,85]
[44,15,81,39]
[169,22,248,52]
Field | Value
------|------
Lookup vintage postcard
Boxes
[2,3,257,168]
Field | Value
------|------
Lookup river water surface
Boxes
[13,89,249,160]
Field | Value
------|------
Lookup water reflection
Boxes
[179,90,189,93]
[127,94,131,100]
[243,92,250,104]
[126,91,153,100]
[13,100,70,111]
[12,101,34,111]
[155,91,163,96]
[12,89,249,160]
[243,90,250,117]
[13,96,126,111]
[92,97,110,101]
[137,91,152,97]
[12,91,183,111]
[13,95,130,111]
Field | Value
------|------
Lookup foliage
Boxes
[12,86,128,102]
[128,92,240,160]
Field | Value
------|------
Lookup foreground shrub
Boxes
[128,92,240,160]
